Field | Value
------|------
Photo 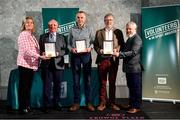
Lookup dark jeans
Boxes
[98,59,118,104]
[126,72,142,109]
[18,66,34,110]
[41,68,64,107]
[71,53,92,104]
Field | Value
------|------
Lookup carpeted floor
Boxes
[0,99,180,119]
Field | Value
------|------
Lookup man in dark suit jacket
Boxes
[114,21,142,113]
[39,19,66,112]
[94,13,125,111]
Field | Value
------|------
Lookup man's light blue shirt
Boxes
[68,24,94,51]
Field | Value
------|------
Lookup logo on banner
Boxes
[44,21,76,36]
[60,81,67,98]
[154,74,171,95]
[50,81,67,99]
[144,19,179,40]
[158,77,167,84]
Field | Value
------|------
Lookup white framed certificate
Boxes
[45,43,56,57]
[75,40,86,53]
[103,41,113,54]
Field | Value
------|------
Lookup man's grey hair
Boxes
[126,21,137,29]
[104,13,114,21]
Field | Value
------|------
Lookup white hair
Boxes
[126,21,137,30]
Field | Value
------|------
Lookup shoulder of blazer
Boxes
[96,28,105,33]
[56,33,65,40]
[39,33,48,44]
[40,33,49,39]
[135,34,142,40]
[132,34,141,41]
[96,28,105,37]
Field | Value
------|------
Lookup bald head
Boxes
[48,19,59,33]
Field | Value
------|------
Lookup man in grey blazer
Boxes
[39,19,66,112]
[114,21,142,113]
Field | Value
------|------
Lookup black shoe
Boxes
[54,105,62,111]
[41,107,49,113]
[69,104,80,111]
[19,108,34,115]
[19,109,29,115]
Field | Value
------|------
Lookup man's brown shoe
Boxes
[97,103,106,111]
[127,108,140,113]
[69,104,80,111]
[120,104,131,109]
[110,104,120,110]
[87,103,95,111]
[119,104,131,110]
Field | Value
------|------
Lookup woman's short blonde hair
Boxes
[21,16,35,32]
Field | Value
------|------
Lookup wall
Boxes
[0,0,179,100]
[0,0,142,100]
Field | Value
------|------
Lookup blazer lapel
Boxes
[45,33,50,43]
[112,28,117,48]
[101,29,106,41]
[55,33,59,50]
[31,35,40,49]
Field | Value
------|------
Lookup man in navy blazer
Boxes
[114,21,143,113]
[39,19,66,112]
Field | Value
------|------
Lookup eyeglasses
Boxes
[104,19,113,22]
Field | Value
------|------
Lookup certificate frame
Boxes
[75,39,86,53]
[45,43,56,57]
[103,40,113,55]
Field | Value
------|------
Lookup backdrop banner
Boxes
[42,8,79,36]
[142,5,180,103]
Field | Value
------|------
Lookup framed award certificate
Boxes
[45,43,56,57]
[76,40,86,53]
[103,41,113,54]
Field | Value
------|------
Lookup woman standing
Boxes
[17,16,46,114]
